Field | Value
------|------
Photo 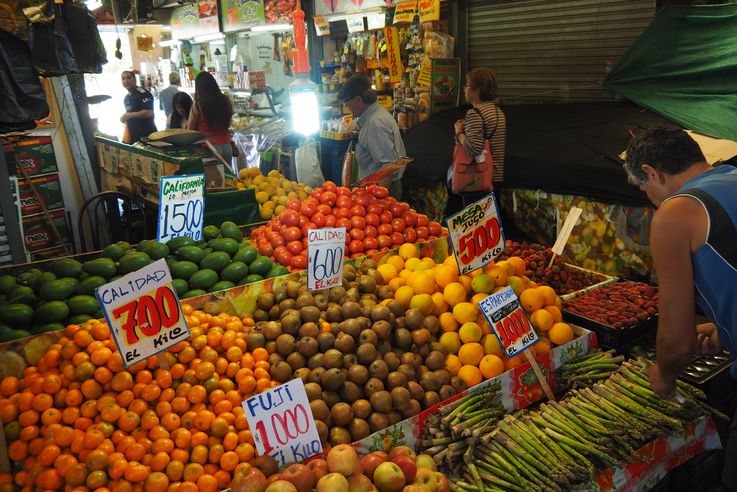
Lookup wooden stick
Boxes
[524,350,556,402]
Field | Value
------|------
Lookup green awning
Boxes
[603,4,737,142]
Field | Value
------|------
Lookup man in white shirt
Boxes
[159,72,180,121]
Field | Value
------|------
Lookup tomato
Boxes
[273,245,287,257]
[416,226,429,239]
[335,207,352,219]
[258,242,274,257]
[302,237,309,248]
[391,218,405,232]
[349,205,366,217]
[320,191,337,206]
[317,204,332,216]
[367,203,382,215]
[391,232,404,245]
[277,250,293,266]
[365,213,380,227]
[403,228,417,243]
[336,217,352,230]
[323,181,337,192]
[351,216,366,229]
[301,201,317,217]
[364,237,378,250]
[337,186,351,196]
[377,235,392,249]
[325,215,337,227]
[286,198,302,211]
[336,195,353,209]
[378,223,393,236]
[428,221,443,236]
[286,240,303,255]
[402,211,418,226]
[370,185,388,198]
[390,203,405,218]
[312,213,327,228]
[364,225,378,238]
[417,214,429,226]
[312,189,322,201]
[354,194,370,207]
[350,228,365,241]
[284,226,302,242]
[349,240,364,254]
[281,210,300,227]
[301,222,316,237]
[270,234,285,247]
[290,255,308,270]
[380,211,393,224]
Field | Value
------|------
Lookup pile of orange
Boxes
[0,305,274,492]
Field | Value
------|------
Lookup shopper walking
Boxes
[120,70,157,144]
[169,92,192,130]
[452,68,506,207]
[159,72,181,121]
[337,74,406,199]
[188,72,233,164]
[623,126,737,491]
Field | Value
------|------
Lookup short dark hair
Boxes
[467,68,498,102]
[359,89,377,104]
[624,126,706,184]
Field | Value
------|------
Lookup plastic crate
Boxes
[562,310,657,351]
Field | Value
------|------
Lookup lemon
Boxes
[453,302,479,324]
[443,282,467,307]
[377,264,399,283]
[398,243,419,260]
[459,322,483,343]
[410,293,434,315]
[439,332,461,355]
[471,274,495,294]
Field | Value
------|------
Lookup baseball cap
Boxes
[337,74,372,102]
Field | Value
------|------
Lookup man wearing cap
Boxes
[338,74,406,199]
[159,72,181,122]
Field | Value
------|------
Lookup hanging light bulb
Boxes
[289,0,319,136]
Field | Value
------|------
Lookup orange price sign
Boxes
[96,258,190,367]
[446,193,505,275]
[478,286,539,357]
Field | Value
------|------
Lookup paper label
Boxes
[242,379,323,466]
[314,16,330,36]
[446,193,505,275]
[307,227,346,290]
[478,286,540,357]
[393,0,416,23]
[367,12,385,30]
[157,174,205,243]
[417,57,432,87]
[418,0,439,22]
[347,15,365,33]
[384,26,404,83]
[96,259,191,367]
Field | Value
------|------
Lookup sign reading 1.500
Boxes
[157,174,205,243]
[447,193,505,275]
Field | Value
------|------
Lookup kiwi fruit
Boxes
[268,353,284,367]
[368,413,390,432]
[308,353,325,369]
[253,309,269,322]
[343,354,358,368]
[404,308,424,330]
[314,294,329,311]
[369,359,389,380]
[286,352,306,371]
[370,390,392,413]
[297,337,318,358]
[253,455,279,477]
[387,411,403,425]
[296,293,315,309]
[359,276,377,293]
[245,332,265,349]
[439,384,456,401]
[451,376,467,393]
[322,368,346,391]
[424,315,440,335]
[364,378,385,397]
[386,371,407,390]
[369,304,391,323]
[257,292,275,311]
[377,341,393,355]
[324,349,344,369]
[275,334,296,356]
[352,399,372,419]
[325,304,343,322]
[334,332,356,354]
[372,320,392,340]
[330,427,352,445]
[330,402,353,426]
[385,299,404,318]
[401,399,421,418]
[422,391,440,409]
[348,418,371,441]
[309,367,326,384]
[300,306,321,323]
[425,351,445,371]
[393,328,413,350]
[412,328,431,346]
[359,329,378,346]
[310,400,330,421]
[341,301,362,320]
[279,299,297,312]
[383,352,401,371]
[315,420,329,442]
[298,322,319,339]
[270,361,292,382]
[281,312,301,335]
[417,344,431,358]
[348,365,370,385]
[398,364,416,382]
[322,391,341,409]
[377,285,394,300]
[407,381,425,401]
[317,333,336,352]
[340,381,363,403]
[390,387,411,409]
[329,286,346,303]
[340,318,363,338]
[434,369,451,386]
[294,367,311,383]
[305,382,322,401]
[357,343,378,364]
[420,372,440,392]
[262,321,282,340]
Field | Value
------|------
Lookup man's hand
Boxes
[120,112,131,123]
[454,119,465,135]
[648,363,677,398]
[696,323,721,355]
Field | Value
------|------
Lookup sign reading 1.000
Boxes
[478,286,539,357]
[157,174,205,243]
[446,193,504,275]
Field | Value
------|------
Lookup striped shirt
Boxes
[460,101,506,182]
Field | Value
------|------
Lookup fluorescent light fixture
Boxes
[250,23,292,32]
[159,39,178,47]
[290,76,319,136]
[193,33,225,43]
[85,0,102,10]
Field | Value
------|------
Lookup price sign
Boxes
[314,16,330,36]
[157,174,205,243]
[478,286,539,357]
[242,378,322,466]
[96,259,190,367]
[367,12,385,30]
[347,15,365,33]
[307,227,345,290]
[446,193,504,275]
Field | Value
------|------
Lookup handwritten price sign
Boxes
[242,379,322,466]
[157,174,205,243]
[446,193,505,275]
[478,286,539,357]
[96,259,191,367]
[307,227,345,291]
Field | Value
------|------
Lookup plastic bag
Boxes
[295,140,324,188]
[0,30,49,132]
[422,32,454,59]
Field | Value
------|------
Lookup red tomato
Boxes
[325,215,337,227]
[349,205,366,217]
[301,201,317,217]
[287,198,302,211]
[284,226,302,242]
[312,189,322,201]
[402,211,418,227]
[270,234,286,247]
[370,185,388,198]
[391,218,406,232]
[366,249,379,256]
[391,232,405,245]
[301,222,316,237]
[416,226,429,239]
[403,228,417,243]
[350,228,365,241]
[336,186,351,196]
[312,213,327,228]
[281,210,300,227]
[365,225,378,238]
[317,204,332,216]
[380,211,393,224]
[390,203,405,218]
[354,194,369,207]
[336,217,352,230]
[322,181,337,193]
[287,240,303,255]
[290,254,308,270]
[377,235,392,249]
[299,215,308,228]
[367,204,382,215]
[320,191,337,206]
[336,195,353,209]
[378,223,393,236]
[428,221,442,236]
[365,213,380,227]
[335,207,351,219]
[302,237,309,248]
[277,250,293,266]
[258,242,274,257]
[417,214,429,226]
[348,240,364,254]
[364,237,378,250]
[351,216,366,229]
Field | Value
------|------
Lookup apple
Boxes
[361,452,389,480]
[317,472,350,492]
[415,455,437,472]
[281,464,315,492]
[231,463,268,492]
[403,485,431,492]
[388,446,416,462]
[434,473,450,492]
[348,473,373,492]
[253,455,280,478]
[265,480,298,492]
[327,444,360,476]
[391,455,417,483]
[373,462,406,492]
[413,469,438,492]
[307,459,329,482]
[267,474,284,486]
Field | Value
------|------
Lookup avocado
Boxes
[188,269,218,290]
[241,274,264,285]
[200,251,230,273]
[166,236,196,252]
[176,246,206,264]
[49,258,83,278]
[234,246,259,265]
[101,244,126,261]
[219,221,243,242]
[76,276,108,296]
[0,275,16,296]
[34,301,70,323]
[82,258,117,278]
[220,261,248,283]
[8,286,37,305]
[248,256,273,276]
[118,252,152,274]
[40,278,78,301]
[172,279,189,296]
[170,261,199,281]
[211,238,240,256]
[208,280,235,293]
[67,295,100,315]
[0,304,34,326]
[182,289,207,299]
[266,265,289,278]
[203,225,220,241]
[142,243,170,261]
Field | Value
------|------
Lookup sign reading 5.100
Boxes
[446,193,504,275]
[95,258,190,367]
[157,174,205,243]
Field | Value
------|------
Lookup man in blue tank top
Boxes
[624,127,737,490]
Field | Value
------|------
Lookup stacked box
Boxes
[17,174,64,216]
[21,210,71,254]
[6,136,58,177]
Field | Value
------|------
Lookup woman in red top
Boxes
[188,72,234,165]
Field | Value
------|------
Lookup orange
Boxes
[530,309,554,332]
[457,365,483,388]
[439,332,461,355]
[519,288,544,312]
[444,354,462,376]
[536,286,558,306]
[458,343,484,366]
[504,354,527,371]
[443,282,467,307]
[385,255,405,272]
[377,264,398,283]
[543,305,563,323]
[486,268,508,289]
[431,292,448,316]
[409,293,433,315]
[398,243,419,260]
[481,334,505,358]
[433,264,459,289]
[533,337,553,356]
[145,472,170,492]
[459,322,483,343]
[479,355,505,379]
[439,312,459,332]
[409,271,436,295]
[549,322,574,345]
[507,256,526,276]
[453,302,479,324]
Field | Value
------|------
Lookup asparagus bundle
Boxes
[557,349,623,390]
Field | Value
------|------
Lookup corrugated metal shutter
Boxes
[468,0,656,102]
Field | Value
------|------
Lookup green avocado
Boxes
[208,280,235,293]
[220,261,249,283]
[219,221,244,242]
[0,275,16,296]
[49,258,83,278]
[40,278,78,301]
[177,246,206,264]
[166,236,196,252]
[142,242,170,260]
[67,295,100,315]
[0,304,34,326]
[234,246,259,265]
[118,252,152,274]
[182,289,207,299]
[248,256,273,276]
[188,269,218,290]
[34,301,70,323]
[82,258,117,278]
[211,238,240,257]
[200,251,230,273]
[76,276,107,295]
[170,261,199,281]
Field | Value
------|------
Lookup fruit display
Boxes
[227,168,313,221]
[231,443,452,492]
[0,221,288,341]
[249,182,447,271]
[0,310,277,491]
[446,356,723,491]
[562,281,659,329]
[501,241,609,295]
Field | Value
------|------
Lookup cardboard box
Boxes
[22,210,71,253]
[7,136,58,177]
[17,174,65,216]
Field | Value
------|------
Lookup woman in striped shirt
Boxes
[453,68,507,206]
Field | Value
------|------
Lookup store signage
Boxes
[307,227,346,290]
[377,94,393,110]
[242,378,322,465]
[264,0,295,23]
[478,286,540,357]
[347,15,365,33]
[429,58,461,113]
[96,259,191,368]
[446,193,504,275]
[314,16,330,36]
[418,0,439,22]
[221,0,265,31]
[157,174,205,243]
[136,36,153,52]
[417,57,432,87]
[170,2,219,39]
[367,12,385,30]
[393,0,416,24]
[384,26,404,83]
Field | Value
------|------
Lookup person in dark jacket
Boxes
[120,70,157,143]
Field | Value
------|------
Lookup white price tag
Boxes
[478,286,539,357]
[157,174,205,243]
[242,379,323,466]
[96,259,191,367]
[446,193,505,275]
[347,15,365,33]
[367,12,385,30]
[307,227,345,291]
